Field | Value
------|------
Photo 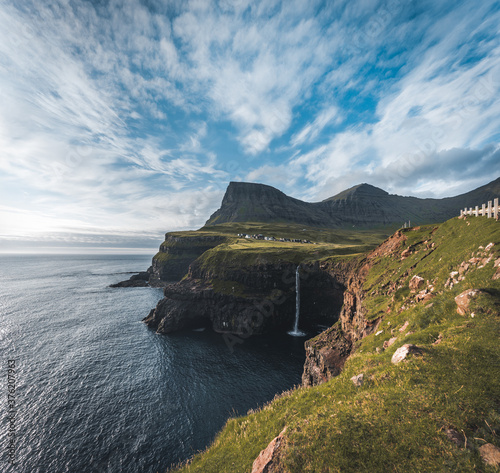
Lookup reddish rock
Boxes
[252,427,286,473]
[454,289,484,316]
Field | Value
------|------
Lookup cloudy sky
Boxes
[1,0,499,252]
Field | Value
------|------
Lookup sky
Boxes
[0,0,499,253]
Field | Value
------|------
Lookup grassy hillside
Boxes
[171,217,500,472]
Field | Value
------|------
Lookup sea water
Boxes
[0,254,305,473]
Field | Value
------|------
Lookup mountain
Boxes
[205,178,500,228]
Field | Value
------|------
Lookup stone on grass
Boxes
[252,427,286,473]
[391,344,422,364]
[399,321,409,333]
[409,275,425,293]
[454,289,484,316]
[383,337,397,349]
[485,242,495,252]
[350,373,364,387]
[479,443,500,467]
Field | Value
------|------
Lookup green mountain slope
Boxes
[171,216,500,473]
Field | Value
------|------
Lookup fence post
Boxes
[482,203,486,216]
[494,198,499,220]
[487,201,492,218]
[475,205,479,217]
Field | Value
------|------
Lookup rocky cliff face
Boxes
[144,258,348,337]
[111,233,228,287]
[148,234,227,285]
[301,232,408,386]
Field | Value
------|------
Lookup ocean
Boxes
[0,254,306,473]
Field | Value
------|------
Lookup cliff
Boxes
[143,252,351,337]
[111,232,228,287]
[205,177,500,228]
[171,216,500,473]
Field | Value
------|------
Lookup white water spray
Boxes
[288,266,305,336]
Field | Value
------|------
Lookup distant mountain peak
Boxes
[324,183,389,202]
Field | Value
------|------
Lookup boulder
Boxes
[252,427,286,473]
[479,443,500,467]
[454,289,484,316]
[391,344,422,364]
[409,275,425,293]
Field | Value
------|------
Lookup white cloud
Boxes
[291,107,341,147]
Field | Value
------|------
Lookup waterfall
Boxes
[288,266,305,336]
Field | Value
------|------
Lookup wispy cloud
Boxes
[0,0,498,250]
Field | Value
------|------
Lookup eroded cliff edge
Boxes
[302,230,408,386]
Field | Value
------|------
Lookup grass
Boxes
[154,223,385,281]
[170,217,500,473]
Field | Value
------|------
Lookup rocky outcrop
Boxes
[143,278,295,335]
[302,325,353,387]
[144,259,349,336]
[111,233,228,288]
[110,271,150,287]
[301,231,409,386]
[251,427,287,473]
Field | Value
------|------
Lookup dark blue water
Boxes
[0,255,305,473]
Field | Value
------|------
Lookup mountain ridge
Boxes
[205,177,500,228]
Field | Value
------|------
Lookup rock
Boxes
[481,256,492,266]
[375,330,383,336]
[416,290,435,304]
[454,289,484,316]
[110,271,150,287]
[401,248,412,259]
[383,337,397,349]
[391,344,422,364]
[485,242,495,252]
[302,325,353,387]
[445,428,465,448]
[399,321,409,332]
[494,257,500,268]
[252,427,286,473]
[409,275,425,293]
[479,443,500,467]
[350,373,364,387]
[450,271,459,278]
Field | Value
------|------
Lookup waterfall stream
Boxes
[288,266,305,336]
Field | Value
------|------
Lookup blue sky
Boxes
[0,0,499,252]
